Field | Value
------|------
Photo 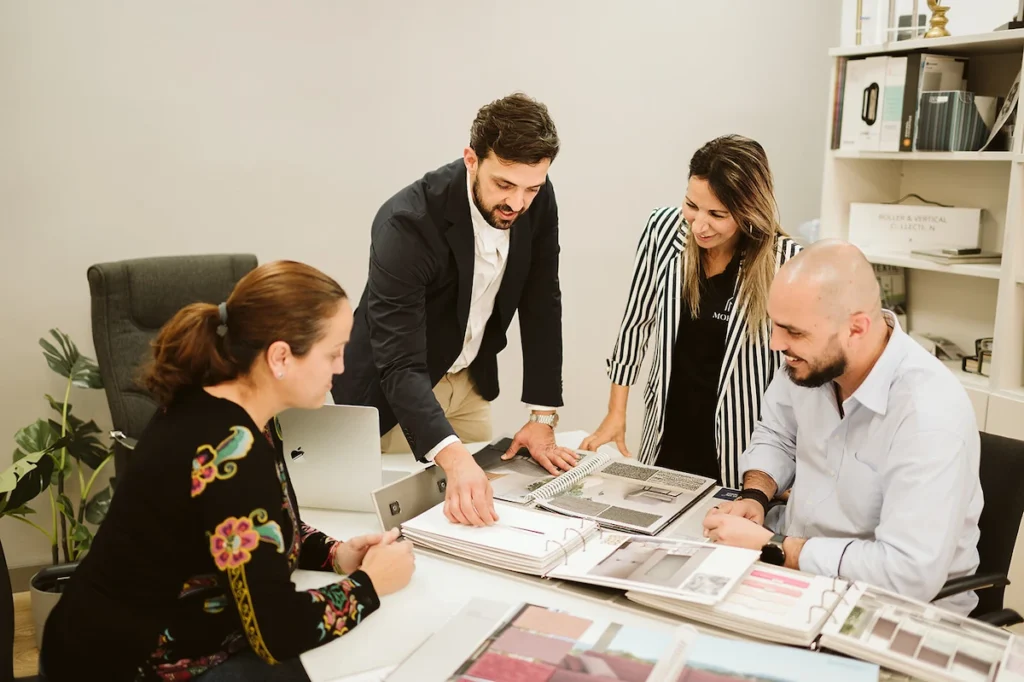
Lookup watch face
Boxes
[760,543,785,566]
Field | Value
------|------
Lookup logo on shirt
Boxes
[713,296,735,322]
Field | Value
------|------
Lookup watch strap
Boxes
[530,413,558,427]
[736,487,771,516]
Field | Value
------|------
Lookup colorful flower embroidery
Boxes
[308,579,366,641]
[208,509,285,570]
[191,426,254,497]
[144,630,246,681]
[178,575,228,614]
[274,458,302,567]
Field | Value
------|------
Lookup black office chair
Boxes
[87,254,258,480]
[1,539,38,682]
[934,431,1024,626]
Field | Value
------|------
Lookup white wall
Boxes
[0,1,840,568]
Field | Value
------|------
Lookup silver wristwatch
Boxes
[529,412,559,428]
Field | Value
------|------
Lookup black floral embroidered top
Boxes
[40,388,380,681]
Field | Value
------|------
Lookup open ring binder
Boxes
[545,538,570,566]
[562,526,587,551]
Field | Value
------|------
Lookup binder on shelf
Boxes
[840,56,889,152]
[910,54,968,151]
[880,55,909,151]
[916,91,998,152]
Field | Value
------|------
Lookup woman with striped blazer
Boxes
[582,135,801,488]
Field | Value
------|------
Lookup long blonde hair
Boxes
[683,135,787,338]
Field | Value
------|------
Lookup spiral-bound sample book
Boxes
[483,438,716,535]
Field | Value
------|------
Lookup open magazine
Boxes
[479,437,716,535]
[384,598,879,682]
[821,582,1024,682]
[399,502,758,606]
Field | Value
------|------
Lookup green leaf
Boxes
[45,394,69,418]
[0,451,54,515]
[39,337,72,377]
[39,329,101,388]
[71,524,93,554]
[56,493,75,519]
[85,487,112,525]
[47,418,108,470]
[6,505,36,516]
[70,355,102,389]
[14,420,57,457]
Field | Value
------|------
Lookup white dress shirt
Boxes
[423,175,555,462]
[740,311,982,615]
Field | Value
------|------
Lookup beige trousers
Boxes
[380,369,493,454]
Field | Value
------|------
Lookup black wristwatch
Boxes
[760,533,787,566]
[736,487,771,516]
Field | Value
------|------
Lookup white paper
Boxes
[401,501,594,559]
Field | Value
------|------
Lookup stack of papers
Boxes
[400,501,598,576]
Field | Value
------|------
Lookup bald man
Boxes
[704,239,982,615]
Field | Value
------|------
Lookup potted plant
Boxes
[0,436,64,659]
[7,329,115,648]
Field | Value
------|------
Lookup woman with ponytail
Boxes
[40,261,415,681]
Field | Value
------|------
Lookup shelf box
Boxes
[850,203,982,253]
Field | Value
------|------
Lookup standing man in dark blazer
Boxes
[333,93,577,527]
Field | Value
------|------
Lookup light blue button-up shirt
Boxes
[740,311,982,615]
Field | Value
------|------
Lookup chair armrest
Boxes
[975,608,1024,628]
[933,572,1009,601]
[110,431,138,450]
[30,561,80,595]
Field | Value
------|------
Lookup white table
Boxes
[292,430,906,682]
[292,430,698,681]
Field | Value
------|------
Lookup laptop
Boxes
[278,404,407,513]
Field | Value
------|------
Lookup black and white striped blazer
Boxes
[606,206,802,487]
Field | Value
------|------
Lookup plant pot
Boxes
[29,563,77,650]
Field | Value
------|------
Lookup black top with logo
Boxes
[657,252,741,482]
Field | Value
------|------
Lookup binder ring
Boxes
[545,539,570,565]
[807,603,830,625]
[563,527,587,551]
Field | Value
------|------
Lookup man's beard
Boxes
[472,177,522,230]
[784,344,848,388]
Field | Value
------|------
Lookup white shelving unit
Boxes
[832,150,1015,161]
[861,249,1003,279]
[819,30,1024,436]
